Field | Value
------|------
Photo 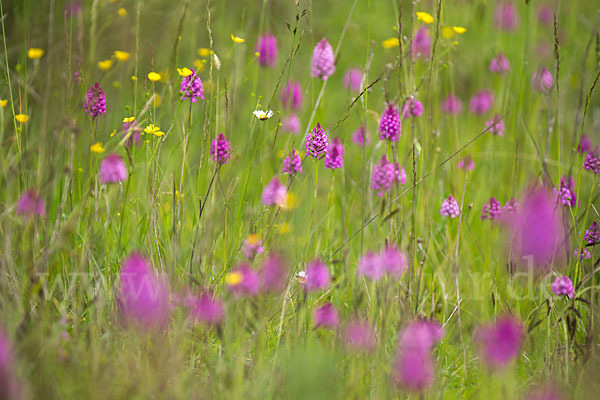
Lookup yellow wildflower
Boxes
[0,99,7,108]
[147,72,161,82]
[110,129,117,137]
[198,48,212,57]
[382,37,400,48]
[90,142,105,153]
[114,50,130,61]
[193,59,205,72]
[277,222,291,234]
[452,26,467,34]
[416,11,434,24]
[15,114,29,123]
[177,67,193,77]
[225,272,243,286]
[27,48,44,59]
[123,116,135,123]
[230,34,245,43]
[117,8,127,17]
[144,124,164,137]
[246,233,261,245]
[97,59,113,71]
[442,26,454,39]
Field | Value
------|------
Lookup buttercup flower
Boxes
[27,48,44,59]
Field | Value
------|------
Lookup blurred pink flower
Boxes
[310,38,335,80]
[304,260,330,292]
[343,68,363,91]
[495,2,519,31]
[262,176,287,207]
[259,253,288,292]
[16,189,46,218]
[343,319,376,352]
[441,94,463,115]
[314,303,340,329]
[475,316,524,369]
[187,292,225,326]
[282,114,301,134]
[281,81,302,110]
[469,90,494,115]
[226,264,260,297]
[99,153,127,184]
[411,27,431,59]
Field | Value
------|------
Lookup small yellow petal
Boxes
[97,59,113,71]
[442,26,454,39]
[177,67,193,77]
[131,75,138,81]
[114,50,130,61]
[277,222,291,234]
[110,129,117,137]
[123,116,135,123]
[15,114,29,123]
[0,99,7,108]
[27,48,44,59]
[231,34,245,43]
[416,11,434,24]
[246,233,261,245]
[90,142,105,153]
[382,37,400,49]
[117,8,127,17]
[225,272,243,286]
[193,59,205,72]
[452,26,467,34]
[147,72,161,82]
[197,48,212,57]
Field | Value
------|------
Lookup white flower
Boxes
[294,270,306,284]
[253,109,274,120]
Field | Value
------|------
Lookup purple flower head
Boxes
[17,189,46,218]
[503,197,519,216]
[527,386,564,400]
[117,252,171,329]
[489,53,511,75]
[313,303,340,329]
[584,221,600,245]
[0,330,20,400]
[573,247,591,260]
[84,83,106,118]
[577,134,592,154]
[357,252,384,281]
[440,195,460,218]
[282,149,302,175]
[226,264,259,297]
[343,68,363,91]
[65,1,82,17]
[99,153,127,184]
[210,133,232,164]
[310,38,335,80]
[259,253,288,292]
[281,81,302,110]
[481,197,502,221]
[402,96,424,118]
[243,234,264,259]
[180,68,204,102]
[553,176,577,208]
[379,104,401,141]
[187,292,225,326]
[262,176,287,207]
[508,187,566,270]
[381,245,408,278]
[305,123,329,159]
[282,114,301,134]
[398,320,444,353]
[495,2,519,31]
[395,164,407,185]
[324,138,344,170]
[351,125,370,146]
[475,316,524,369]
[486,114,505,136]
[458,155,475,171]
[441,94,463,115]
[538,5,553,26]
[584,147,600,173]
[551,276,574,298]
[371,155,396,196]
[532,67,553,92]
[256,34,278,68]
[392,349,434,392]
[469,90,494,115]
[343,319,376,352]
[411,27,431,59]
[304,260,330,292]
